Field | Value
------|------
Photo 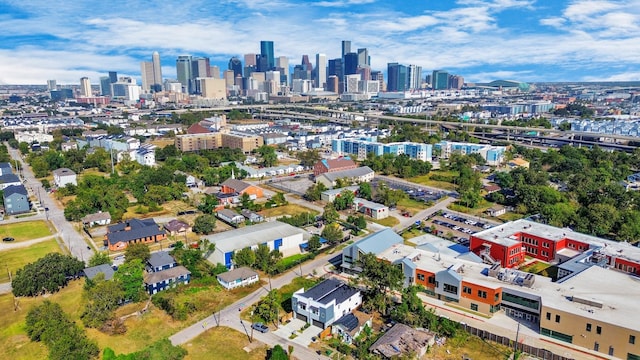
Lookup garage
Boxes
[295,313,307,322]
[312,319,325,329]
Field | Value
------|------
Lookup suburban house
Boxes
[0,173,22,190]
[220,178,264,200]
[292,278,362,329]
[331,310,373,344]
[315,166,375,189]
[174,170,201,188]
[163,219,191,236]
[507,157,530,169]
[342,228,403,273]
[143,266,191,295]
[81,211,111,227]
[205,221,307,269]
[369,323,435,359]
[353,198,389,220]
[82,264,115,281]
[61,141,78,152]
[0,162,12,176]
[216,266,259,290]
[3,184,30,215]
[241,209,264,223]
[147,251,177,272]
[104,219,167,251]
[313,157,357,177]
[216,209,245,225]
[53,168,77,188]
[486,205,507,217]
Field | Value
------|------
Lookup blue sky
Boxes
[0,0,639,84]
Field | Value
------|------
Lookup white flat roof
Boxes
[379,243,640,332]
[203,221,307,253]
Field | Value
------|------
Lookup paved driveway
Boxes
[274,318,322,347]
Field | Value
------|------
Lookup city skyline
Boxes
[1,0,639,85]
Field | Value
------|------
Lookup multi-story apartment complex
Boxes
[332,139,433,162]
[435,141,506,166]
[175,131,263,153]
[376,239,640,360]
[470,219,640,277]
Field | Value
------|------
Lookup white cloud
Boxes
[314,0,376,7]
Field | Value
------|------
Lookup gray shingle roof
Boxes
[216,266,258,283]
[106,219,165,245]
[148,251,176,269]
[83,264,115,281]
[320,166,373,182]
[143,265,191,285]
[0,173,20,184]
[220,178,252,192]
[52,168,76,177]
[3,184,28,197]
[300,279,359,305]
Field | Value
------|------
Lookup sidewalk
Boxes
[417,293,613,360]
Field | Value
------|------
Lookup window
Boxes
[609,346,614,356]
[546,312,551,321]
[417,274,425,281]
[543,242,549,248]
[630,335,636,345]
[597,326,602,335]
[478,290,487,299]
[594,342,599,351]
[471,303,478,311]
[586,323,592,332]
[428,276,436,285]
[443,284,458,294]
[555,314,561,323]
[494,293,500,302]
[463,286,472,294]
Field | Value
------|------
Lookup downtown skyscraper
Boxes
[140,52,163,92]
[260,41,275,71]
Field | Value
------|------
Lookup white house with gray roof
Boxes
[204,221,307,269]
[53,168,77,187]
[341,228,403,272]
[292,278,362,329]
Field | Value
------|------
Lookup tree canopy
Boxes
[12,253,85,297]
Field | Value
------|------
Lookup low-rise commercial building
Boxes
[316,166,374,189]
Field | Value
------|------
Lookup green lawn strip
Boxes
[0,239,61,283]
[0,220,53,242]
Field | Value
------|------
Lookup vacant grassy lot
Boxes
[401,227,423,241]
[429,333,513,360]
[370,216,399,227]
[182,327,267,360]
[149,138,176,148]
[448,199,495,217]
[396,198,430,214]
[409,171,459,191]
[0,220,53,242]
[0,238,61,283]
[278,254,308,269]
[260,204,318,219]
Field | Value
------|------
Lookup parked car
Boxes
[2,237,14,242]
[251,322,269,333]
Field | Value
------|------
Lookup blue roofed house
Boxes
[0,162,13,176]
[292,278,362,329]
[0,173,22,190]
[331,310,373,344]
[3,184,30,215]
[341,228,403,273]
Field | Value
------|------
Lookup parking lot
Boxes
[268,176,314,196]
[371,178,447,203]
[421,212,496,246]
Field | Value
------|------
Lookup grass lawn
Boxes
[409,171,459,191]
[369,217,399,227]
[148,138,176,148]
[182,327,267,360]
[0,280,85,360]
[498,212,524,222]
[429,333,513,360]
[0,238,61,283]
[276,276,321,314]
[0,220,53,242]
[448,199,495,217]
[520,261,558,279]
[259,204,318,219]
[396,198,430,214]
[401,228,423,241]
[278,254,308,269]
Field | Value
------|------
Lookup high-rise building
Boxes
[200,78,226,100]
[260,41,275,70]
[357,48,369,67]
[371,70,385,92]
[228,57,242,78]
[108,71,118,83]
[47,80,56,91]
[244,53,257,67]
[223,70,235,88]
[315,53,327,89]
[387,63,407,92]
[327,75,339,93]
[176,56,192,93]
[192,57,211,78]
[357,66,371,81]
[328,58,343,79]
[99,76,111,96]
[80,77,92,97]
[276,56,289,85]
[407,64,422,90]
[432,70,449,90]
[210,65,220,79]
[140,61,155,92]
[301,55,312,72]
[344,74,360,94]
[449,75,464,89]
[151,51,163,92]
[344,52,358,75]
[292,65,311,81]
[341,40,351,58]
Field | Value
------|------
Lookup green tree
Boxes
[358,252,404,314]
[193,214,217,234]
[321,223,343,245]
[254,289,280,325]
[197,194,219,214]
[307,235,322,252]
[269,345,288,360]
[12,253,84,297]
[334,189,355,211]
[358,182,373,200]
[124,243,151,264]
[257,145,278,167]
[233,247,256,267]
[88,252,112,267]
[254,244,272,272]
[113,259,145,302]
[81,275,125,328]
[304,182,327,201]
[322,203,339,223]
[296,149,321,168]
[18,141,30,155]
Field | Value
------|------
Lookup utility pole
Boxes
[514,322,521,355]
[240,320,252,343]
